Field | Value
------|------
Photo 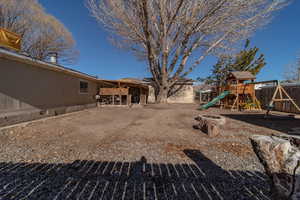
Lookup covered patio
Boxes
[98,78,149,106]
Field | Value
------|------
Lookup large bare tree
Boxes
[87,0,289,103]
[0,0,78,64]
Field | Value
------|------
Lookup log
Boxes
[195,115,226,137]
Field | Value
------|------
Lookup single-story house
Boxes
[0,48,108,126]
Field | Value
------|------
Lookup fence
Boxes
[256,84,300,114]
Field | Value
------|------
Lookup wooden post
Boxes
[279,85,283,99]
[200,91,202,104]
[139,88,142,104]
[128,95,132,106]
[118,82,122,105]
[270,84,280,106]
[232,96,238,111]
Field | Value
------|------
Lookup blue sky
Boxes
[40,0,300,82]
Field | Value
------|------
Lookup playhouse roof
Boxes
[228,71,256,80]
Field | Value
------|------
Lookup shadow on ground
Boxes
[222,113,300,134]
[0,150,271,200]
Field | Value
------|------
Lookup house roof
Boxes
[118,78,146,84]
[193,84,213,91]
[0,48,103,83]
[228,71,256,80]
[100,79,149,89]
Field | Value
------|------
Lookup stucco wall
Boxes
[167,85,194,103]
[148,85,194,104]
[0,57,98,112]
[148,86,156,103]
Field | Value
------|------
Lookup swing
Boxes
[265,82,300,116]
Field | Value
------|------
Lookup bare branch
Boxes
[0,0,78,64]
[87,0,290,103]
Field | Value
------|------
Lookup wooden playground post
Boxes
[279,84,300,112]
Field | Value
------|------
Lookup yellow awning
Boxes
[0,28,21,51]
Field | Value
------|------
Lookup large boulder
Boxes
[250,135,300,200]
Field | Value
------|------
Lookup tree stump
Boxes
[250,135,300,200]
[195,115,226,137]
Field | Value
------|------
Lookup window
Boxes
[80,81,89,93]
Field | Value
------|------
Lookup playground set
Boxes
[200,71,300,115]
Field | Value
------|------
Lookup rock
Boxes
[250,135,300,200]
[195,115,226,137]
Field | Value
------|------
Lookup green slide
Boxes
[199,91,230,110]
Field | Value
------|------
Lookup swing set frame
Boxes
[249,80,300,115]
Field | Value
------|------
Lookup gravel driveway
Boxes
[0,103,293,199]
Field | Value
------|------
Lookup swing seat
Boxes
[266,104,274,110]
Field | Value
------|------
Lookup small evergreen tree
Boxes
[200,40,266,86]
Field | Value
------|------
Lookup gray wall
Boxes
[0,57,98,113]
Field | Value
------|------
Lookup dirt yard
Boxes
[0,104,298,199]
[0,104,296,167]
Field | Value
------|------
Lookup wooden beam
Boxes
[231,96,238,111]
[99,88,129,96]
[270,84,280,106]
[273,99,296,102]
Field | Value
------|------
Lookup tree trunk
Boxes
[156,87,169,104]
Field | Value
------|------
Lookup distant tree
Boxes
[87,0,288,103]
[0,0,78,64]
[200,40,266,86]
[283,60,300,83]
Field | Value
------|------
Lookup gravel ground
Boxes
[0,104,297,199]
[0,104,291,169]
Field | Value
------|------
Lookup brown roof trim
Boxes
[102,79,149,89]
